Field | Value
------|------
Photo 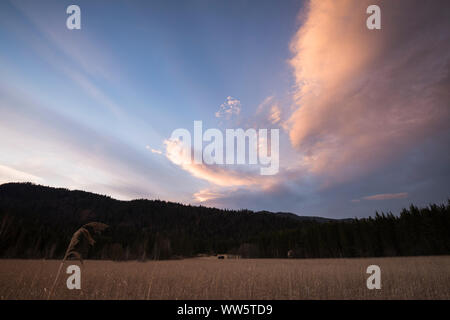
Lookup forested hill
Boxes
[0,182,449,260]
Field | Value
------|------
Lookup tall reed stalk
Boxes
[47,222,108,300]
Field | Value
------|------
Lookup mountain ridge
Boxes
[0,182,342,222]
[0,182,448,260]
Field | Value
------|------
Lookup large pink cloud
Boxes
[288,0,450,184]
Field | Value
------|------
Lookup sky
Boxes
[0,0,449,218]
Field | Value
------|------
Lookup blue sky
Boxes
[1,0,449,218]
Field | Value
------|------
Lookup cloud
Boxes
[287,0,450,184]
[256,96,279,124]
[164,137,272,187]
[194,0,450,217]
[215,96,241,119]
[253,96,290,133]
[351,192,408,202]
[3,1,125,118]
[0,85,194,202]
[193,188,228,203]
[256,96,274,113]
[10,1,119,83]
[269,104,281,124]
[146,145,163,154]
[190,179,309,213]
[362,193,408,201]
[0,164,44,185]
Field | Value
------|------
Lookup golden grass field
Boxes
[0,256,449,300]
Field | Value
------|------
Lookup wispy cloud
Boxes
[268,104,281,124]
[146,145,163,154]
[362,193,408,201]
[11,1,119,83]
[193,188,228,203]
[0,164,44,185]
[254,96,288,130]
[215,96,241,119]
[0,86,192,202]
[351,192,408,202]
[6,1,125,118]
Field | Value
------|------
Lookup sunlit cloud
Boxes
[362,193,408,201]
[215,96,241,119]
[0,164,44,185]
[146,145,163,154]
[193,188,228,203]
[287,0,450,184]
[351,192,408,202]
[164,137,270,187]
[254,96,288,131]
[268,104,281,124]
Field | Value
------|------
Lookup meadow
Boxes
[0,256,449,300]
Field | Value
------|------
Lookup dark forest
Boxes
[0,183,449,260]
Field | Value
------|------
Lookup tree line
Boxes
[0,183,449,260]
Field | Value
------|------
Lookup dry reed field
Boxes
[0,256,449,300]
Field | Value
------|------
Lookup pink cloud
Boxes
[215,96,241,119]
[362,192,408,201]
[146,145,163,154]
[287,0,450,184]
[193,188,229,203]
[164,137,275,188]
